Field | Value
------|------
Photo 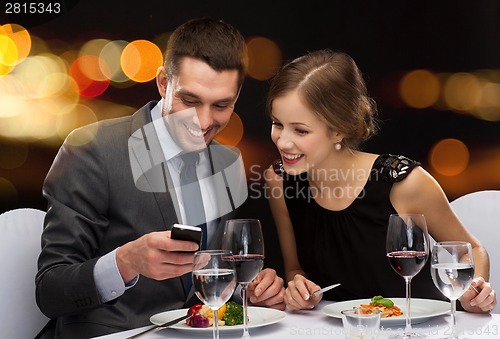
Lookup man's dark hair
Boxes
[164,18,247,89]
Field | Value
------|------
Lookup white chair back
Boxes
[450,190,500,313]
[0,208,49,338]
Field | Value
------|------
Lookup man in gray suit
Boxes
[35,18,285,338]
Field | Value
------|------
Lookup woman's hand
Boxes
[247,268,286,310]
[460,277,497,313]
[284,274,321,310]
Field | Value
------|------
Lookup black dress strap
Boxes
[373,154,420,182]
[274,154,419,182]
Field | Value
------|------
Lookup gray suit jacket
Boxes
[36,101,238,338]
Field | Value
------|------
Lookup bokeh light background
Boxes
[1,0,499,217]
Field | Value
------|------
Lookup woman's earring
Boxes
[335,142,342,151]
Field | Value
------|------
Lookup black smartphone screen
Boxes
[171,224,202,249]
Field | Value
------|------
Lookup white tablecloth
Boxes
[93,301,500,338]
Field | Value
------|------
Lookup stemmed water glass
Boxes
[222,219,265,338]
[192,250,237,339]
[386,214,430,338]
[431,241,474,339]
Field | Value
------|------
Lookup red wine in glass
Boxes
[386,214,429,339]
[387,250,428,277]
[225,254,265,283]
[222,219,265,338]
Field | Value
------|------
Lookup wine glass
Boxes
[431,241,474,339]
[386,214,429,339]
[222,219,265,338]
[192,250,237,339]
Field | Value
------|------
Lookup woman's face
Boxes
[270,89,340,175]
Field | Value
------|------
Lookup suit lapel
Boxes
[128,101,180,229]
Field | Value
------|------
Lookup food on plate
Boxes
[187,303,203,316]
[359,295,403,318]
[186,314,210,328]
[222,301,244,326]
[370,295,394,308]
[186,301,244,327]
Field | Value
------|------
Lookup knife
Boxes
[126,313,191,338]
[310,283,341,298]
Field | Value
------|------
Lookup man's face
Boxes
[159,57,240,152]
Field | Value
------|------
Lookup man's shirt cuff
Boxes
[94,248,139,303]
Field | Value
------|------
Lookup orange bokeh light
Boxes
[246,37,282,81]
[442,73,481,112]
[78,54,110,82]
[1,24,31,62]
[429,138,470,176]
[0,23,32,77]
[399,70,440,109]
[0,35,18,73]
[69,56,110,98]
[100,40,130,82]
[214,112,244,146]
[121,40,163,83]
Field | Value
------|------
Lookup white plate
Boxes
[150,306,286,332]
[322,298,450,326]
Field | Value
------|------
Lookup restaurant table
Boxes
[93,301,500,338]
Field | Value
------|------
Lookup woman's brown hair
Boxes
[267,49,378,150]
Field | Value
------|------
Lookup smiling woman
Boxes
[264,49,497,315]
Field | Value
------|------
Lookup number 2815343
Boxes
[5,2,61,14]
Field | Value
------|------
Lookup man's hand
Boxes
[247,268,285,310]
[116,230,199,283]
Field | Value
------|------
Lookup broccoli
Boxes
[222,301,244,326]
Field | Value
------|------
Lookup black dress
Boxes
[274,154,445,302]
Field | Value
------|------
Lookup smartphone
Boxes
[171,224,202,250]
